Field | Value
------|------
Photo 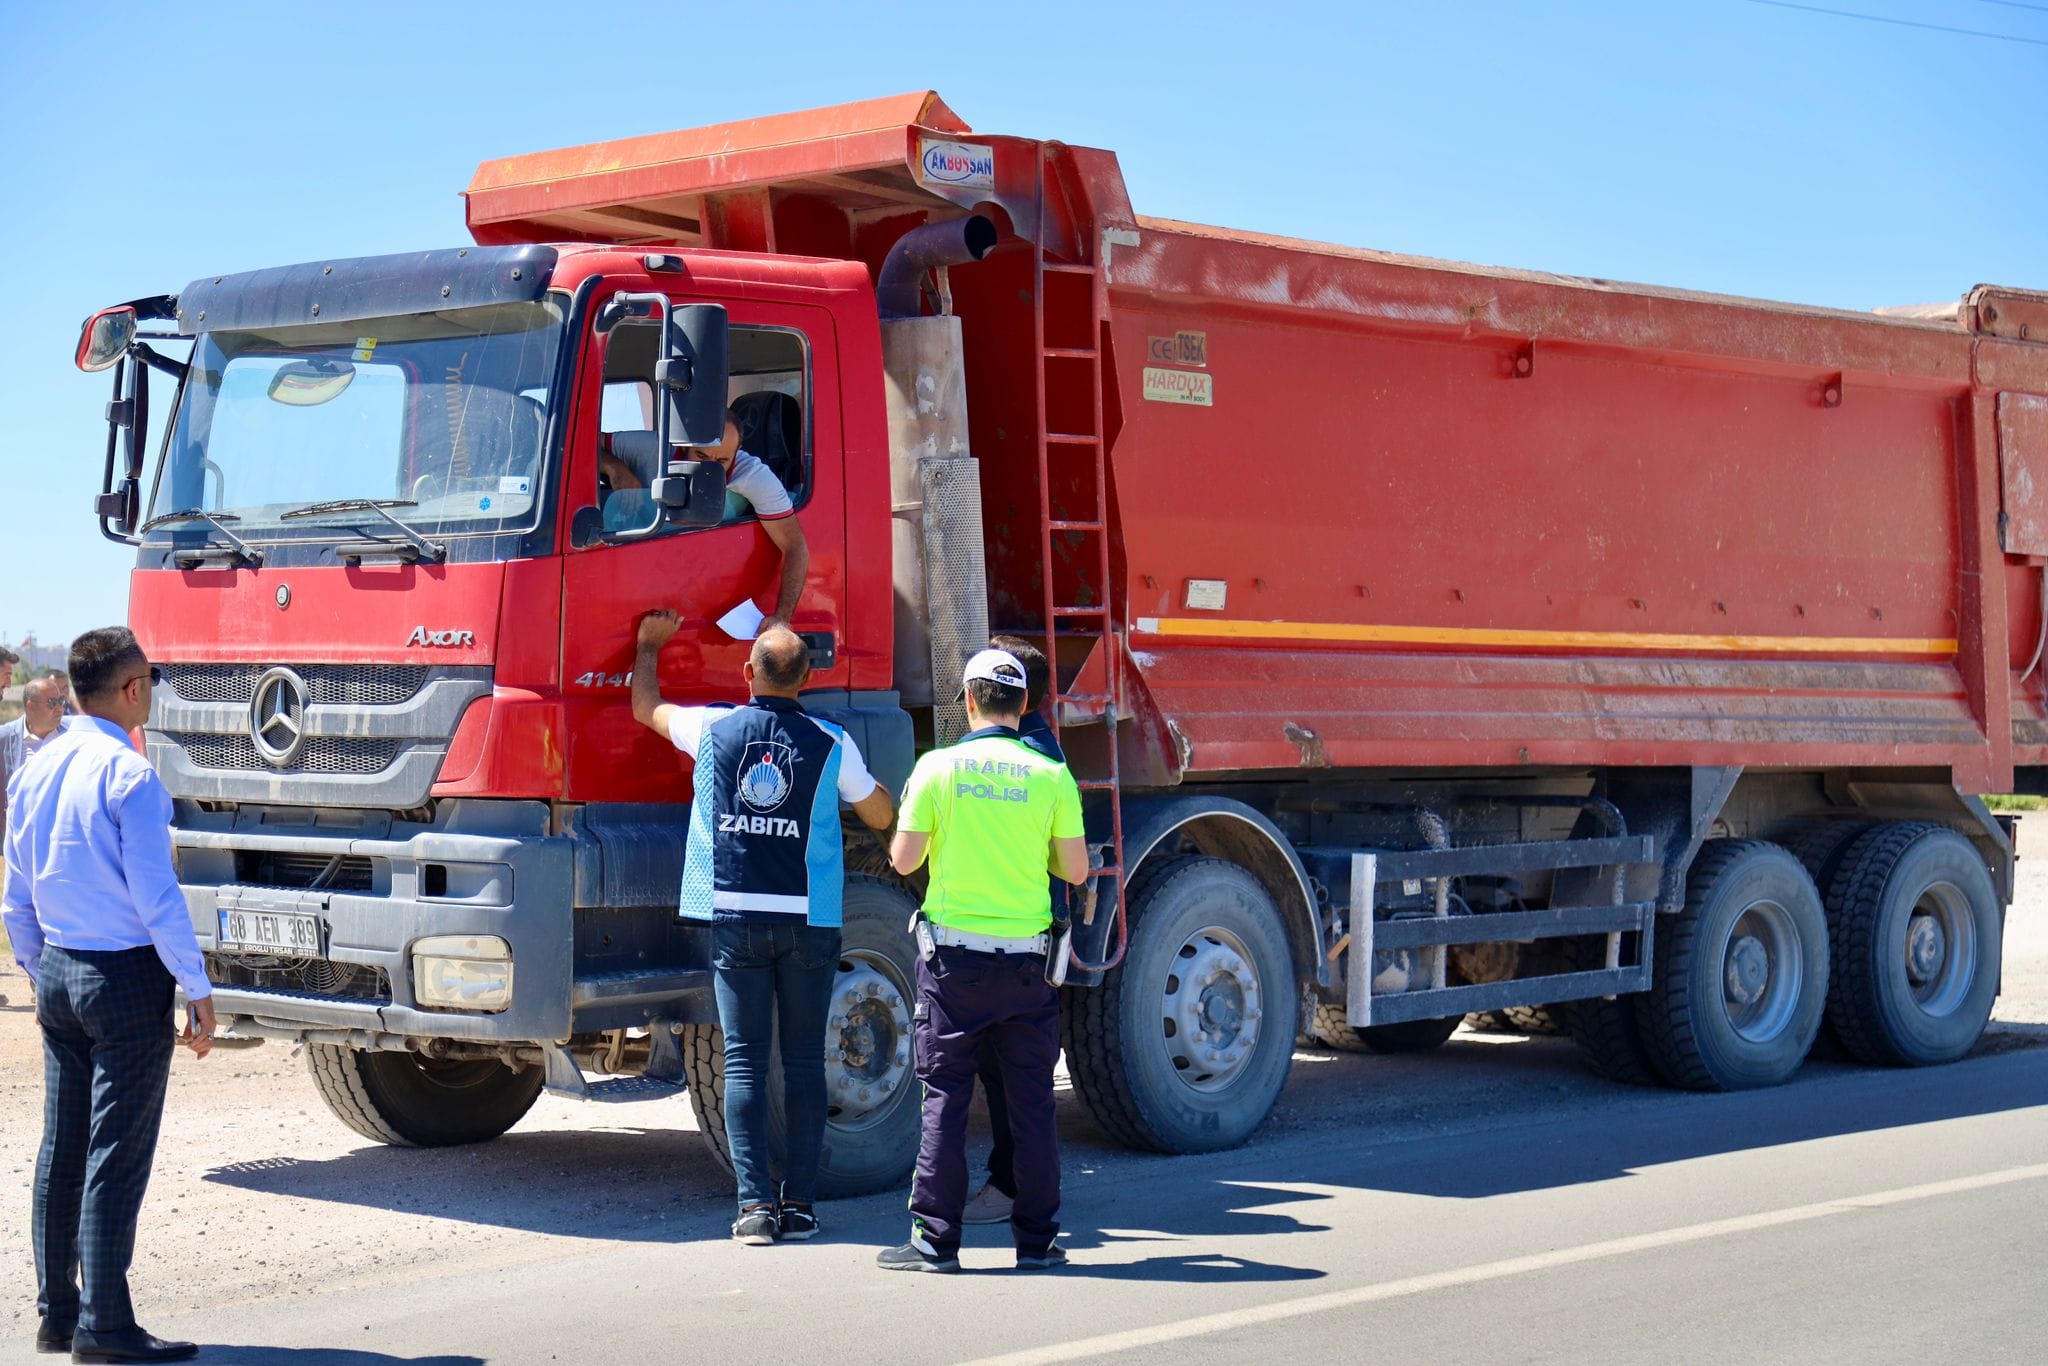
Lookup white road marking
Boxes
[963,1161,2048,1366]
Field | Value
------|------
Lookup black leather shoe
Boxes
[69,1326,198,1363]
[35,1319,74,1354]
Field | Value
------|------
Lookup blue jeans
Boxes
[711,920,842,1210]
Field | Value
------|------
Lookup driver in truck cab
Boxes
[601,405,810,630]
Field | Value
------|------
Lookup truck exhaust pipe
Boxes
[877,215,999,319]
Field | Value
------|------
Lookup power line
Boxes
[1742,0,2048,46]
[1976,1,2048,15]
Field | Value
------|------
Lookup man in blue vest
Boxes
[633,611,894,1245]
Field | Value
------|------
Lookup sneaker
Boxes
[732,1205,779,1246]
[777,1204,820,1241]
[1016,1244,1069,1271]
[962,1182,1014,1226]
[876,1241,959,1273]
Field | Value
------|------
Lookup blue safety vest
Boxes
[679,696,850,927]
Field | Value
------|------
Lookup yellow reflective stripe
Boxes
[1135,617,1958,655]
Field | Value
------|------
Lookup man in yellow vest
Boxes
[878,649,1088,1273]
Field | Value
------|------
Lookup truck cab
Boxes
[85,236,932,1183]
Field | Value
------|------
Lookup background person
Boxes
[4,628,213,1363]
[3,672,73,773]
[0,642,19,867]
[632,611,893,1244]
[880,648,1088,1273]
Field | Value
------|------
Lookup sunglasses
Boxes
[125,665,163,690]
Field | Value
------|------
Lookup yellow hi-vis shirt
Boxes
[897,727,1084,938]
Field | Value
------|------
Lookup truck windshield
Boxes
[150,300,565,539]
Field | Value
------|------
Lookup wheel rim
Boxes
[825,950,912,1128]
[1719,899,1803,1043]
[1903,881,1978,1018]
[1158,926,1265,1093]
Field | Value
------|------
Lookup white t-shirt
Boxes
[666,702,878,803]
[723,450,794,521]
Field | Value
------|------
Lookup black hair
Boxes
[69,626,146,702]
[988,634,1051,712]
[751,629,810,691]
[966,678,1027,717]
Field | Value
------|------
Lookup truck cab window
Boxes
[596,320,808,536]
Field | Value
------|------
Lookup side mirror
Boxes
[77,306,137,372]
[657,304,730,449]
[95,354,149,541]
[651,460,727,527]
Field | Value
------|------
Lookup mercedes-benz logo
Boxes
[249,667,308,768]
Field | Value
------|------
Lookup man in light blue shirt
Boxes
[4,627,212,1363]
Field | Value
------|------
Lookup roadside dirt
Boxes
[1,816,2043,1338]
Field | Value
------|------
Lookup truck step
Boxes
[581,1075,687,1103]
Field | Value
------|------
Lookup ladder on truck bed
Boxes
[1032,145,1127,972]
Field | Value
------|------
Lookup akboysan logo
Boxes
[917,139,996,191]
[735,740,796,812]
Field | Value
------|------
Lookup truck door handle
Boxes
[798,632,837,671]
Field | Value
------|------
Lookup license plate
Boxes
[217,909,323,954]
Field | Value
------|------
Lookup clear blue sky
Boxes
[3,1,2043,645]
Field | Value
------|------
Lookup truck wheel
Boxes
[1501,1004,1563,1035]
[1559,933,1660,1086]
[1824,824,2001,1067]
[305,1045,543,1147]
[680,876,924,1198]
[1308,1001,1370,1052]
[1314,998,1463,1053]
[1637,840,1829,1090]
[1064,856,1297,1153]
[1780,819,1874,892]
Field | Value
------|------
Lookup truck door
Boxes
[559,299,848,802]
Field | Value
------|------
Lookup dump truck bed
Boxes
[464,93,2048,794]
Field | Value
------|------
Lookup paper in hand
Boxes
[717,599,766,641]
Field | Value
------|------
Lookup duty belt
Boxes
[929,924,1051,956]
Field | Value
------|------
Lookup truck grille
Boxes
[170,732,403,775]
[233,850,376,891]
[161,663,430,706]
[206,952,391,1002]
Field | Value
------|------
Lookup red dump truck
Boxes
[74,92,2046,1193]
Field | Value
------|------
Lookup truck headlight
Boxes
[411,935,514,1012]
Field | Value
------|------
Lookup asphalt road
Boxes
[1,1028,2043,1364]
[2,815,2045,1365]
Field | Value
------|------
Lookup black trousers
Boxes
[33,945,177,1333]
[976,1039,1016,1197]
[910,946,1060,1256]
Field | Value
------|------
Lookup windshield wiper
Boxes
[138,508,264,567]
[279,498,446,563]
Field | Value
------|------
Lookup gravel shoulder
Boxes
[0,814,2044,1341]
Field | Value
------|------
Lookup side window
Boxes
[595,320,809,538]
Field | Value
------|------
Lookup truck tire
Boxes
[1780,819,1875,893]
[1308,1000,1372,1053]
[1064,856,1297,1153]
[305,1045,543,1147]
[1310,1001,1459,1053]
[1637,840,1829,1090]
[1559,934,1660,1086]
[679,875,924,1198]
[1823,823,2002,1067]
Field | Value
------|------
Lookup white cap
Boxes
[961,648,1027,690]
